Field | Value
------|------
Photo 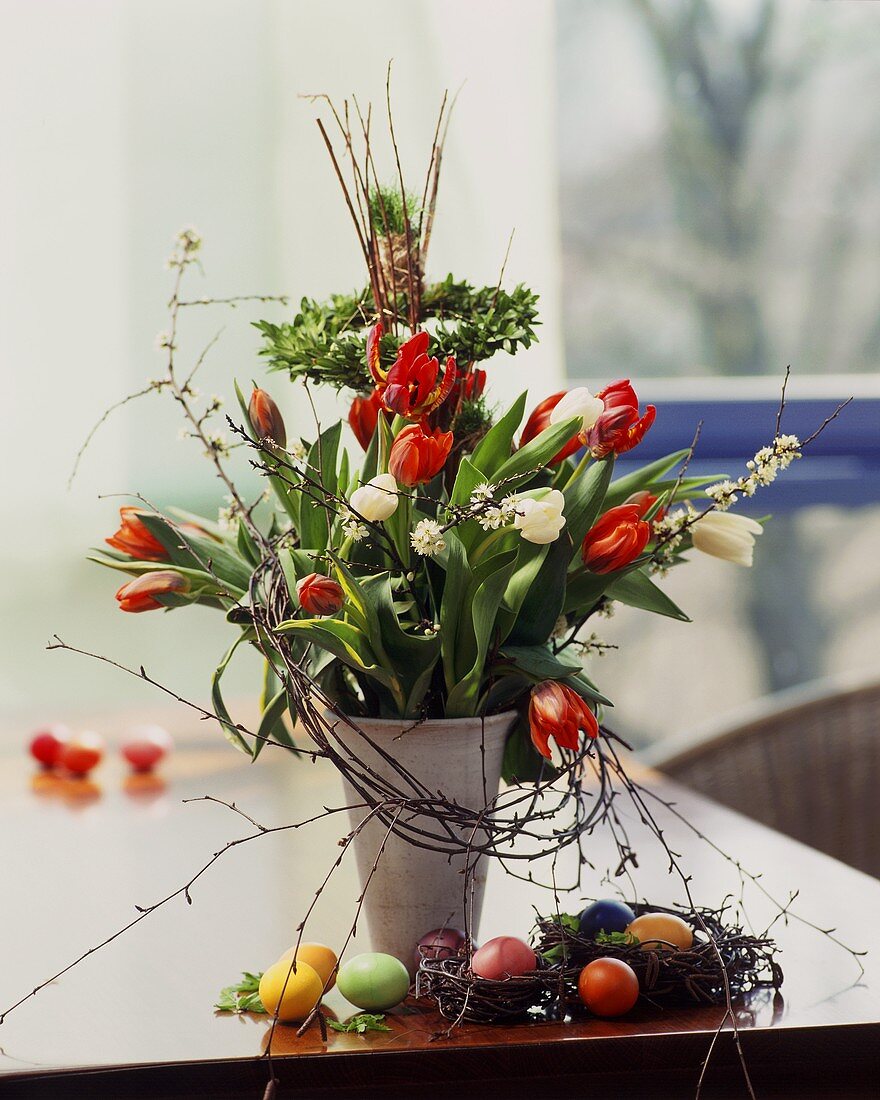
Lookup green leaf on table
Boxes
[327,1013,392,1034]
[215,971,267,1014]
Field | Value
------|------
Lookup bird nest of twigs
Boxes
[415,903,783,1024]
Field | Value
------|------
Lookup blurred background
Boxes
[2,0,878,750]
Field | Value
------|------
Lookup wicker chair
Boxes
[644,673,880,879]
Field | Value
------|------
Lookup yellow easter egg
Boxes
[259,959,323,1022]
[278,942,338,990]
[626,912,694,953]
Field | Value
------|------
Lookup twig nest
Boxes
[627,912,694,952]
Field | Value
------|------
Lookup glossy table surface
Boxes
[1,724,879,1099]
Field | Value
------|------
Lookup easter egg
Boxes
[336,953,410,1011]
[578,899,636,939]
[577,958,640,1017]
[122,726,173,773]
[258,959,323,1022]
[414,927,467,968]
[59,732,104,776]
[278,943,338,990]
[471,936,537,981]
[29,725,70,768]
[626,912,694,953]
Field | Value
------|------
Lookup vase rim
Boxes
[325,708,518,731]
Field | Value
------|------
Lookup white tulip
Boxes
[513,489,567,545]
[691,511,763,567]
[549,387,605,432]
[349,472,399,522]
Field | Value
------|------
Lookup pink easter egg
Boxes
[471,936,537,980]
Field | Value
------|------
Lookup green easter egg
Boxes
[336,952,410,1011]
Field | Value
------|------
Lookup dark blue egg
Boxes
[578,899,636,939]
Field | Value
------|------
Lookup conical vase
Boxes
[329,710,516,973]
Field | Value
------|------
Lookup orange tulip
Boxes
[348,388,384,451]
[623,490,664,522]
[367,322,457,421]
[115,571,189,613]
[581,504,651,574]
[519,392,582,465]
[296,573,344,616]
[388,424,454,487]
[248,387,287,449]
[528,681,599,759]
[582,380,655,459]
[106,507,169,562]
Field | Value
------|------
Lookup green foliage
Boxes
[215,972,267,1014]
[327,1013,392,1034]
[369,185,420,235]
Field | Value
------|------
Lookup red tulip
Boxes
[388,424,454,486]
[623,490,664,522]
[519,392,582,465]
[106,507,169,562]
[583,380,655,459]
[581,504,651,574]
[457,368,487,403]
[115,570,189,613]
[296,573,344,616]
[528,681,599,759]
[367,322,457,421]
[348,388,384,451]
[248,387,287,449]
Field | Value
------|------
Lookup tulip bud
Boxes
[581,505,650,574]
[691,511,763,567]
[549,387,605,432]
[248,388,287,449]
[296,573,344,616]
[528,681,599,759]
[349,473,399,522]
[348,389,383,451]
[106,507,169,562]
[115,570,189,613]
[388,424,453,487]
[513,489,567,545]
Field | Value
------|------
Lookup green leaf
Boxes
[212,638,255,757]
[563,455,615,554]
[470,391,527,478]
[496,644,582,682]
[327,1013,391,1034]
[298,422,343,551]
[602,449,691,509]
[438,531,472,697]
[214,971,267,1014]
[135,512,253,592]
[492,416,582,488]
[605,570,690,622]
[501,709,559,785]
[505,533,573,646]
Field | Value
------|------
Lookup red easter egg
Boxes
[471,936,536,980]
[577,957,640,1017]
[29,725,70,768]
[59,732,104,776]
[121,726,173,772]
[414,927,467,968]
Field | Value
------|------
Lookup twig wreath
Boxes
[7,69,862,1100]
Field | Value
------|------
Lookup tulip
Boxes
[457,368,487,403]
[529,681,599,759]
[366,322,457,420]
[349,472,399,522]
[623,490,665,522]
[106,507,169,562]
[513,489,567,545]
[348,388,384,451]
[248,387,287,449]
[691,511,763,567]
[115,570,189,613]
[388,424,454,487]
[581,504,650,574]
[549,387,606,433]
[519,392,582,465]
[296,573,344,616]
[583,380,655,458]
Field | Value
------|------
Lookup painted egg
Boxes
[59,732,104,776]
[29,725,70,768]
[259,959,323,1022]
[626,912,694,952]
[577,957,640,1017]
[336,953,410,1011]
[121,727,172,772]
[278,942,338,990]
[578,899,636,939]
[471,936,537,981]
[414,927,467,968]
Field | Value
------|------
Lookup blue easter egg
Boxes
[578,899,636,939]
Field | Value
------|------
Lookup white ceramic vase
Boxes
[329,710,517,973]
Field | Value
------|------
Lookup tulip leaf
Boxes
[212,638,256,757]
[438,530,472,696]
[602,449,691,508]
[470,391,527,478]
[604,569,691,622]
[562,454,615,554]
[135,512,254,592]
[496,644,583,682]
[506,533,573,646]
[298,422,343,551]
[492,416,582,488]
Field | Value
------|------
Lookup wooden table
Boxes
[1,732,878,1099]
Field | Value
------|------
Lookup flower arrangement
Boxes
[88,97,835,786]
